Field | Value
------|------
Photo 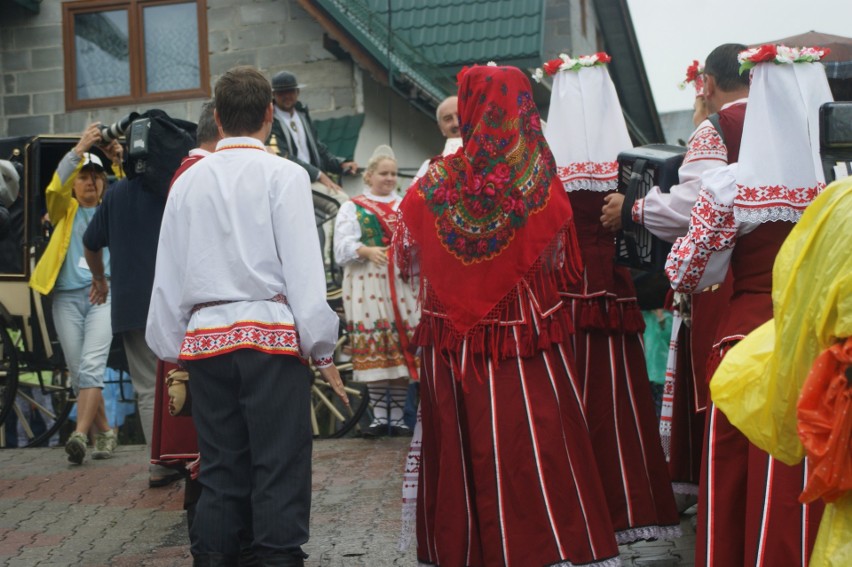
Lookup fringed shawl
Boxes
[394,65,583,378]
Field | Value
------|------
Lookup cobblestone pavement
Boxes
[0,438,696,566]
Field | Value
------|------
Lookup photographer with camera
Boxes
[84,109,196,488]
[29,123,120,465]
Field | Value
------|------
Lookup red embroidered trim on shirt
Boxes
[556,161,618,182]
[665,188,737,293]
[216,144,266,152]
[179,321,300,360]
[631,199,643,225]
[683,125,726,165]
[733,183,822,211]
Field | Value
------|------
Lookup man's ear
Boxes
[213,109,225,138]
[703,74,716,100]
[265,103,274,124]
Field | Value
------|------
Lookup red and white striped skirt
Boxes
[416,339,620,567]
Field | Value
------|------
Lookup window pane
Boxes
[144,3,201,94]
[74,10,131,100]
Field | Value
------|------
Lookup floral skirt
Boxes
[342,260,419,383]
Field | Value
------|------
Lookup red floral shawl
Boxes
[396,65,581,336]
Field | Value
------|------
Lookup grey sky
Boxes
[625,0,852,112]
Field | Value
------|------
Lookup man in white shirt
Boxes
[411,95,463,182]
[146,66,347,567]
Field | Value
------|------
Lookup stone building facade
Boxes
[1,0,653,181]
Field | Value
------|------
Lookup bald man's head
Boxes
[436,96,460,138]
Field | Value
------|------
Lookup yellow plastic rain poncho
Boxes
[709,176,852,566]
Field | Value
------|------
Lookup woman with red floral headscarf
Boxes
[395,65,619,567]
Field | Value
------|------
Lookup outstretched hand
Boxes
[317,364,349,407]
[318,171,343,194]
[341,161,359,175]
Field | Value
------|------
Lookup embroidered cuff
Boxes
[313,354,334,368]
[632,198,643,225]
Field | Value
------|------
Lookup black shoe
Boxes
[256,552,306,567]
[391,425,413,437]
[149,469,184,488]
[362,423,390,438]
[192,553,240,567]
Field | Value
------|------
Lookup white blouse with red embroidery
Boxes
[633,99,746,243]
[665,162,824,295]
[146,136,338,368]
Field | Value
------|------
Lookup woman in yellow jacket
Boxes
[30,123,117,465]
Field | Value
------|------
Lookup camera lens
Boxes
[99,114,134,143]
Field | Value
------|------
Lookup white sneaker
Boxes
[92,430,117,460]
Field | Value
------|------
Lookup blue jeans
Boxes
[52,287,112,393]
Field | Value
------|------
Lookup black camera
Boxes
[820,102,852,183]
[99,113,135,143]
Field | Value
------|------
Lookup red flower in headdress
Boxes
[685,60,701,83]
[750,44,778,63]
[595,52,612,64]
[543,58,564,76]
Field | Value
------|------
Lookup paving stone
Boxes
[0,440,696,564]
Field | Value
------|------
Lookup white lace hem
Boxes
[615,523,683,544]
[398,501,416,551]
[562,178,618,193]
[733,205,804,224]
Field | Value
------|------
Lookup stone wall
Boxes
[0,0,358,137]
[543,0,599,59]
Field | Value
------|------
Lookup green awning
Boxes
[314,113,365,160]
[13,0,40,13]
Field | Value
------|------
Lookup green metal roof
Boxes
[306,0,662,143]
[362,0,544,68]
[314,113,365,160]
[308,0,457,111]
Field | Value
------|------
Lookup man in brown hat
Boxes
[268,70,358,193]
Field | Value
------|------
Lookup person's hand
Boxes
[359,246,388,267]
[74,123,103,158]
[89,276,109,305]
[317,364,349,407]
[318,171,343,194]
[601,193,625,231]
[100,139,123,166]
[341,161,359,175]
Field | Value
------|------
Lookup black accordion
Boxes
[615,144,687,271]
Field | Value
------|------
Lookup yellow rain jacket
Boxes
[710,176,852,566]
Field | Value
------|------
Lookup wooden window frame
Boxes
[62,0,209,111]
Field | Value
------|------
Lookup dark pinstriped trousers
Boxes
[185,350,312,559]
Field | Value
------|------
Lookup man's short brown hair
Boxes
[214,66,272,136]
[704,43,750,93]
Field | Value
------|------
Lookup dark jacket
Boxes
[83,177,165,333]
[267,102,347,182]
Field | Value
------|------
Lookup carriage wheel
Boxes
[311,363,369,439]
[16,369,74,448]
[0,326,20,432]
